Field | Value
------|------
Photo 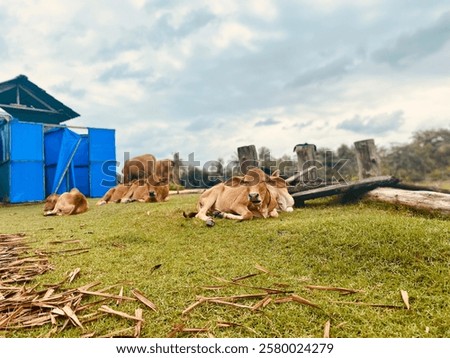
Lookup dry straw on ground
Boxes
[0,233,157,337]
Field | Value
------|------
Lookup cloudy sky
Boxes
[1,0,449,166]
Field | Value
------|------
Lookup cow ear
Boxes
[147,175,162,186]
[272,169,280,177]
[268,177,286,188]
[242,173,255,184]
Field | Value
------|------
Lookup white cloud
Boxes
[247,0,279,21]
[213,22,257,50]
[302,0,381,12]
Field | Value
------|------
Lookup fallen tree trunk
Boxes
[365,187,450,215]
[289,176,399,201]
[391,182,450,194]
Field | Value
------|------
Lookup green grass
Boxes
[0,194,449,338]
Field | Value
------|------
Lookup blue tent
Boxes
[0,118,116,203]
[0,75,116,203]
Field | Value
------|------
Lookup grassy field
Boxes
[0,193,449,338]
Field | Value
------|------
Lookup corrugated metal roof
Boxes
[0,75,80,124]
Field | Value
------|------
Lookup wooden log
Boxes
[391,182,450,194]
[365,187,450,215]
[354,139,381,179]
[285,166,317,184]
[290,176,399,203]
[237,145,259,174]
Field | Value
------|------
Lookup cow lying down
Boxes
[120,177,169,203]
[185,168,294,226]
[43,188,89,216]
[95,182,131,205]
[96,176,169,205]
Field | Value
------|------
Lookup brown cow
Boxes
[155,158,176,184]
[122,154,179,187]
[189,168,278,226]
[120,176,170,203]
[226,169,294,214]
[147,178,170,203]
[122,154,157,184]
[96,183,133,205]
[43,188,89,216]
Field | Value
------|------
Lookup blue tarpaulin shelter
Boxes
[0,118,116,203]
[0,75,116,203]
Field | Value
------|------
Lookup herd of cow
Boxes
[42,154,295,226]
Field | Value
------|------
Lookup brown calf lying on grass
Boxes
[43,188,89,216]
[96,176,170,205]
[120,176,170,203]
[184,168,293,227]
[95,183,132,205]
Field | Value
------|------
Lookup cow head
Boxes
[43,194,59,211]
[147,176,169,202]
[241,169,270,207]
[228,168,294,213]
[223,167,271,206]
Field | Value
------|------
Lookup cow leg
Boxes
[268,209,279,218]
[194,191,220,226]
[195,208,215,226]
[53,204,76,215]
[96,188,115,206]
[120,186,136,203]
[43,204,75,216]
[65,204,77,215]
[220,207,254,221]
[195,206,217,227]
[44,202,67,216]
[43,209,57,216]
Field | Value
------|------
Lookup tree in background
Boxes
[336,144,358,181]
[381,128,450,182]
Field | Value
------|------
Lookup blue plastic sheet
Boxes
[9,121,44,202]
[0,119,116,203]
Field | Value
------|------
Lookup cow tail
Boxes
[183,211,197,218]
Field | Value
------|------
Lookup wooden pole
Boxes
[354,139,381,179]
[293,143,317,182]
[237,145,259,174]
[173,152,181,193]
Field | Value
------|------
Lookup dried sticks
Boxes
[176,264,412,338]
[0,233,157,337]
[0,233,52,284]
